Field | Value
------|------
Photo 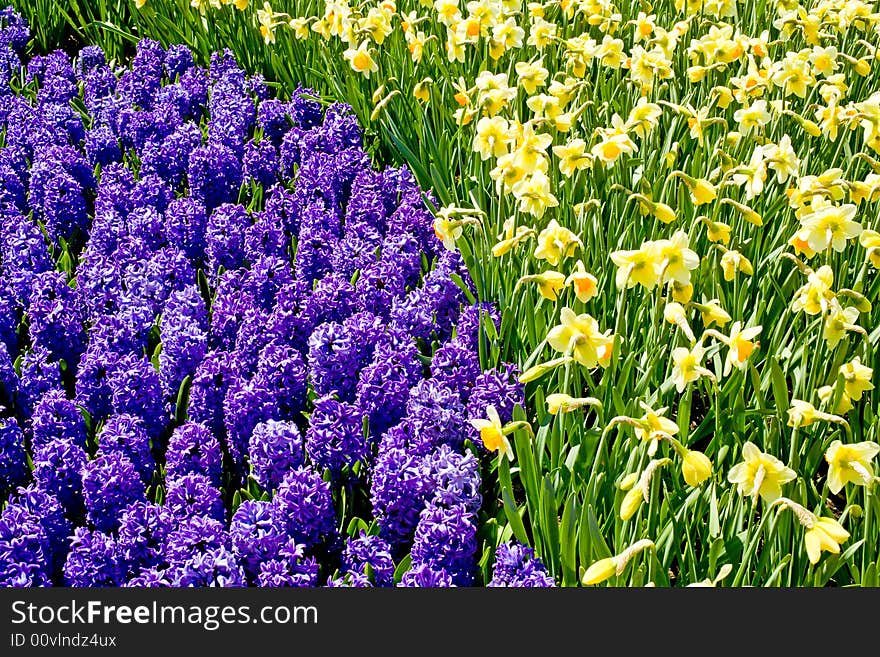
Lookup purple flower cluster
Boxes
[0,10,529,588]
[487,542,555,588]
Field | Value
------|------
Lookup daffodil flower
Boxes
[517,271,566,301]
[791,265,835,315]
[565,260,599,303]
[727,441,796,503]
[787,399,847,429]
[824,440,879,494]
[533,219,582,266]
[721,322,762,375]
[775,498,850,565]
[670,345,714,392]
[663,302,696,342]
[546,307,615,369]
[469,405,512,460]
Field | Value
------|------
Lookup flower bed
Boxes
[0,7,551,587]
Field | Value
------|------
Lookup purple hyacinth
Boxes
[188,349,235,438]
[97,414,154,482]
[81,452,146,533]
[159,284,208,398]
[0,414,27,495]
[307,311,385,402]
[249,420,304,491]
[272,467,337,550]
[107,355,166,437]
[230,500,285,578]
[429,340,482,405]
[188,143,242,213]
[370,431,435,548]
[32,438,87,514]
[31,389,87,451]
[165,422,223,485]
[406,378,467,455]
[205,203,249,274]
[256,540,319,588]
[488,542,555,587]
[342,532,395,587]
[26,271,85,365]
[356,339,423,440]
[164,474,224,522]
[7,486,72,576]
[0,504,51,587]
[63,528,124,587]
[425,444,482,515]
[167,546,247,587]
[410,502,477,586]
[305,395,367,477]
[398,563,455,588]
[115,502,173,575]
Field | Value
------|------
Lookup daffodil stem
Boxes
[733,497,768,587]
[863,485,873,584]
[788,427,799,474]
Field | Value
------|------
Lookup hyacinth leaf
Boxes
[393,554,412,585]
[174,375,192,425]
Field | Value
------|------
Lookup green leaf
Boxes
[393,554,412,585]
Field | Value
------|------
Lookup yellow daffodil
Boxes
[533,219,582,266]
[722,322,762,374]
[518,270,566,301]
[719,249,753,281]
[671,345,713,392]
[823,299,861,349]
[663,302,696,342]
[791,265,835,315]
[492,217,534,257]
[839,357,874,401]
[609,241,662,290]
[776,498,850,565]
[469,405,513,460]
[552,139,592,177]
[796,203,862,253]
[696,299,732,328]
[546,307,614,369]
[656,230,700,285]
[672,172,717,206]
[343,41,378,77]
[566,260,599,303]
[632,402,679,456]
[804,516,850,564]
[824,440,879,494]
[472,116,512,160]
[859,229,880,268]
[546,393,601,415]
[727,441,796,503]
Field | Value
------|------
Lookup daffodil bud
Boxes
[581,557,617,585]
[681,450,713,486]
[620,486,644,521]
